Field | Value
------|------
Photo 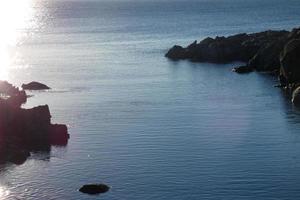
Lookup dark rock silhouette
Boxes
[248,34,288,71]
[50,124,69,146]
[166,30,288,64]
[0,81,69,165]
[79,184,110,195]
[165,45,187,60]
[0,81,27,107]
[22,81,50,90]
[166,27,300,105]
[232,65,254,73]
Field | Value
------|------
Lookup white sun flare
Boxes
[0,186,10,199]
[0,0,34,80]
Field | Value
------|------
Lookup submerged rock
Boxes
[79,184,110,195]
[22,81,50,90]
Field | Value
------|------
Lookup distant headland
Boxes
[166,27,300,105]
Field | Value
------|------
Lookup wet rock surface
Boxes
[0,81,69,165]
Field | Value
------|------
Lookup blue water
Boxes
[2,0,300,199]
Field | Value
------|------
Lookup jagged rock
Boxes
[232,65,254,73]
[0,81,27,106]
[79,184,110,195]
[165,45,186,60]
[22,81,50,90]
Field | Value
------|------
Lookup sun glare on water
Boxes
[0,186,10,199]
[0,0,35,80]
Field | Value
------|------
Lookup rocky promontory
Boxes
[0,81,69,165]
[166,27,300,105]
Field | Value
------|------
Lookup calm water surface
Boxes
[1,0,300,199]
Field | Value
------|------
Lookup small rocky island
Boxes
[0,81,69,165]
[166,27,300,105]
[22,81,51,90]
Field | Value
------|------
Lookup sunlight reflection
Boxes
[0,186,10,199]
[0,0,34,80]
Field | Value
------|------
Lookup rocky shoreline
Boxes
[165,27,300,105]
[0,81,69,165]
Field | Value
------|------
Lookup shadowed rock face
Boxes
[248,36,288,71]
[280,39,300,84]
[0,81,69,165]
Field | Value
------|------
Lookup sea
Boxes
[1,0,300,199]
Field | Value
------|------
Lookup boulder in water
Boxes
[79,184,110,195]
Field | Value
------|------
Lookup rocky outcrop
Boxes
[166,27,300,106]
[280,39,300,84]
[248,35,288,72]
[79,184,110,195]
[166,30,289,64]
[0,81,69,165]
[165,28,300,72]
[22,81,50,90]
[0,81,27,107]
